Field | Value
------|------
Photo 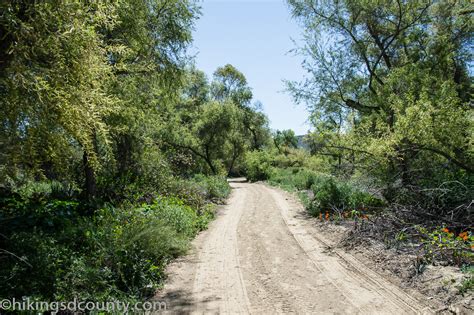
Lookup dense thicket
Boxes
[163,64,270,176]
[285,0,473,222]
[0,1,268,301]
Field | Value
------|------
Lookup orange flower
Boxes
[325,212,329,220]
[441,227,449,233]
[458,231,468,241]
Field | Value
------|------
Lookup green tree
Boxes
[166,65,270,176]
[167,101,241,174]
[0,1,200,199]
[274,129,299,154]
[287,0,473,194]
[211,65,270,172]
[211,64,253,106]
[0,1,119,198]
[100,0,199,196]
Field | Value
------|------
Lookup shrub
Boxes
[308,176,384,216]
[265,166,384,217]
[168,179,208,209]
[269,167,319,191]
[244,150,274,181]
[91,211,189,299]
[418,226,474,266]
[0,191,81,234]
[273,148,307,168]
[166,175,230,209]
[0,195,213,302]
[309,176,342,215]
[1,231,75,299]
[140,197,200,237]
[194,203,217,231]
[386,171,474,220]
[290,168,319,190]
[192,174,231,202]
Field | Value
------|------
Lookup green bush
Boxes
[244,150,274,181]
[266,167,384,217]
[194,203,217,231]
[88,206,190,299]
[168,179,208,209]
[268,167,318,191]
[192,174,231,202]
[1,231,75,299]
[0,194,214,302]
[291,168,319,190]
[165,175,230,210]
[309,176,342,215]
[0,191,81,234]
[308,175,385,216]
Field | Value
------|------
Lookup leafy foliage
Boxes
[418,226,473,267]
[286,0,473,222]
[192,174,231,202]
[0,0,241,304]
[165,66,270,176]
[268,167,384,216]
[0,196,207,301]
[245,150,274,181]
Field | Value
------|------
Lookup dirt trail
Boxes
[157,180,428,314]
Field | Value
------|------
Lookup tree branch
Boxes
[413,145,473,173]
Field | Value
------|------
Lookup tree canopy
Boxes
[1,1,269,197]
[165,65,270,176]
[287,0,473,198]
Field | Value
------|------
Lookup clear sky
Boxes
[191,0,311,135]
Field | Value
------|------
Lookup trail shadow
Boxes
[153,289,222,314]
[153,288,193,314]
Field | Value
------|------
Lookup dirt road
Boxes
[157,180,427,314]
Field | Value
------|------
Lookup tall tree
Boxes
[0,1,118,198]
[0,0,200,199]
[287,0,473,186]
[274,129,299,154]
[166,65,270,175]
[211,64,253,106]
[103,0,199,185]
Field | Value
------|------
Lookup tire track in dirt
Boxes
[156,180,427,314]
[267,184,427,314]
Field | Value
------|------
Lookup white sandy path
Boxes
[156,180,429,314]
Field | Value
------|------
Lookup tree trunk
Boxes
[83,151,96,200]
[206,158,217,175]
[227,148,238,176]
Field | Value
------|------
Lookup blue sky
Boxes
[191,0,311,135]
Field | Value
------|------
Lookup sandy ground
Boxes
[156,180,431,314]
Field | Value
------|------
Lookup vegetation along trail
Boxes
[157,179,426,314]
[1,0,471,311]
